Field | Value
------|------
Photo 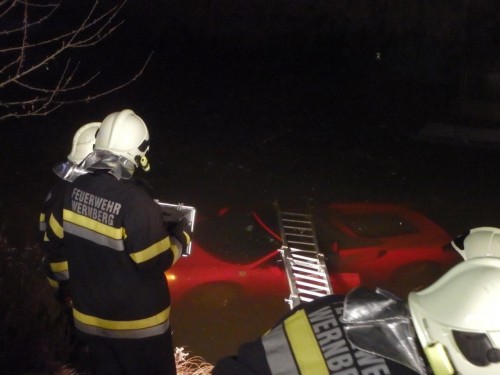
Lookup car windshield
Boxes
[195,209,281,263]
[338,214,420,239]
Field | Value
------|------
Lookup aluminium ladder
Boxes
[277,210,334,309]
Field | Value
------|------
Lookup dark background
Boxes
[1,0,499,365]
[2,0,499,245]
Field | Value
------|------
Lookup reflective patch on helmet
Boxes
[136,155,150,172]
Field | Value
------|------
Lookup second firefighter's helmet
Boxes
[408,257,500,375]
[67,122,100,164]
[95,109,150,170]
[451,227,500,260]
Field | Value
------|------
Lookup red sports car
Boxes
[167,202,460,305]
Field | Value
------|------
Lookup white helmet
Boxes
[95,109,150,169]
[451,227,500,260]
[67,122,100,164]
[408,258,500,374]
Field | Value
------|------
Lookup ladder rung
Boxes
[292,259,322,269]
[281,213,312,218]
[285,231,313,235]
[295,274,329,283]
[290,247,317,256]
[283,225,312,234]
[294,273,330,283]
[281,211,311,217]
[290,260,322,269]
[290,255,318,262]
[287,240,316,247]
[286,236,314,242]
[282,219,312,225]
[289,253,321,262]
[296,281,331,291]
[297,289,330,297]
[291,265,325,275]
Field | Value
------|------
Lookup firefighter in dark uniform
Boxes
[44,109,189,375]
[213,257,500,375]
[40,122,100,301]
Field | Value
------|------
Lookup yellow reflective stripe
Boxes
[169,237,181,264]
[49,213,64,239]
[39,213,45,222]
[172,243,181,263]
[50,261,68,273]
[424,343,455,375]
[130,236,171,264]
[63,209,123,239]
[284,309,329,375]
[73,306,170,331]
[43,232,49,242]
[47,277,59,289]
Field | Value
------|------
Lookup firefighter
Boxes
[213,256,500,375]
[40,121,100,301]
[44,109,189,375]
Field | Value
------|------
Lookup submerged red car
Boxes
[166,202,460,305]
[166,202,461,362]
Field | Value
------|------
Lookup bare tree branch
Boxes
[0,0,152,120]
[0,1,58,36]
[1,52,153,119]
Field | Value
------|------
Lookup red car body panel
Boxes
[168,245,361,303]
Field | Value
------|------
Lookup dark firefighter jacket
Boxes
[212,294,418,375]
[40,178,70,297]
[44,171,186,340]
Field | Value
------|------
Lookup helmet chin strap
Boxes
[423,343,456,375]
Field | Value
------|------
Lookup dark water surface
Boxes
[1,49,499,365]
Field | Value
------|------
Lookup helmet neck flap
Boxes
[83,149,136,180]
[52,160,88,182]
[342,287,427,374]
